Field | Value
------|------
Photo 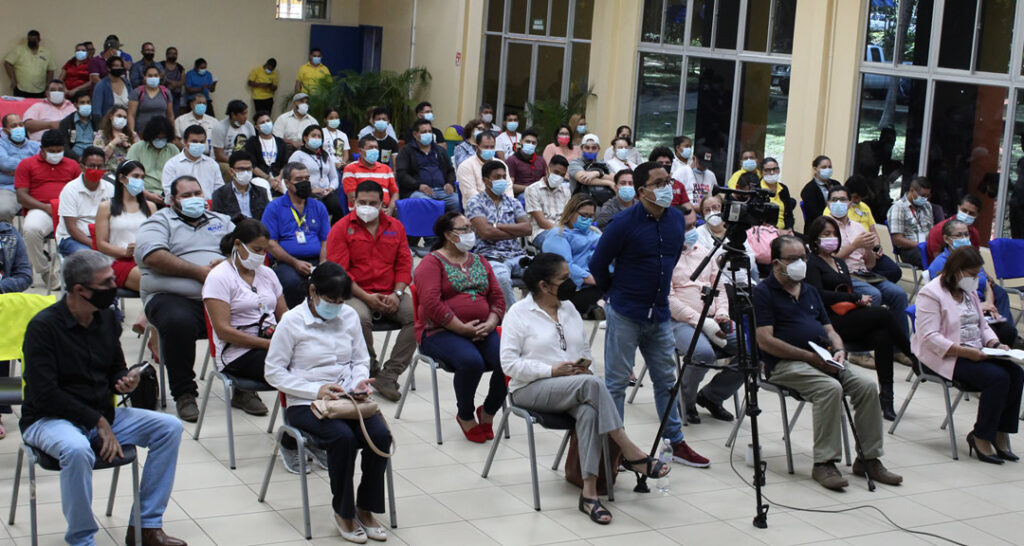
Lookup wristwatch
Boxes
[394,289,405,298]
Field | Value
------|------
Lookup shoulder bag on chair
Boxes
[311,392,394,458]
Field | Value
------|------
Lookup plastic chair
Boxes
[47,199,62,296]
[917,241,930,270]
[193,308,281,469]
[877,223,923,302]
[989,238,1024,329]
[395,197,444,238]
[258,393,397,539]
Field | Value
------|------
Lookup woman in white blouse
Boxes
[265,262,391,543]
[288,125,342,222]
[500,253,670,526]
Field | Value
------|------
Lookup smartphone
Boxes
[574,358,592,369]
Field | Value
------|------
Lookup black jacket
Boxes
[394,142,455,198]
[58,111,103,160]
[772,182,797,230]
[244,135,292,180]
[799,177,839,228]
[805,253,858,308]
[211,182,270,220]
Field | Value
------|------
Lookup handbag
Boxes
[119,362,158,411]
[310,392,393,458]
[564,431,621,495]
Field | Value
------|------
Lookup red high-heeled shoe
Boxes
[476,406,494,440]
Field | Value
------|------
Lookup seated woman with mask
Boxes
[542,194,605,319]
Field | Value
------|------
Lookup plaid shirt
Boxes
[886,195,933,243]
[523,179,571,237]
[465,192,528,261]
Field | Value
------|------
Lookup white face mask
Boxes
[45,151,64,165]
[454,232,476,251]
[236,242,266,271]
[48,91,65,105]
[958,275,979,294]
[763,173,780,184]
[546,173,563,188]
[112,116,128,130]
[706,212,724,227]
[296,103,309,115]
[356,205,380,223]
[784,259,807,282]
[235,170,253,186]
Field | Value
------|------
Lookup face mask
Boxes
[152,138,167,149]
[193,103,207,116]
[110,68,125,77]
[310,55,323,65]
[179,196,206,218]
[78,104,92,118]
[75,50,87,61]
[951,236,971,249]
[9,127,26,143]
[418,133,433,146]
[82,285,118,309]
[143,52,154,61]
[741,159,757,171]
[296,103,309,116]
[650,185,673,208]
[187,142,206,157]
[454,232,476,251]
[958,275,979,294]
[583,151,598,162]
[167,57,177,63]
[576,124,587,134]
[49,91,65,105]
[818,167,833,180]
[356,205,380,223]
[292,180,312,199]
[506,121,518,132]
[422,112,434,121]
[521,143,536,156]
[112,116,128,130]
[615,148,629,161]
[819,237,839,253]
[145,76,160,88]
[327,118,340,129]
[197,68,208,76]
[680,147,693,160]
[555,279,576,301]
[829,201,848,218]
[783,259,807,281]
[126,177,145,196]
[913,195,929,207]
[574,216,593,233]
[373,120,387,132]
[489,178,508,195]
[481,113,493,124]
[265,68,272,75]
[84,168,106,183]
[314,297,343,320]
[956,210,975,225]
[307,138,322,150]
[236,242,266,271]
[557,135,570,146]
[363,148,380,164]
[618,186,635,202]
[235,170,253,186]
[546,173,563,188]
[480,149,496,161]
[684,228,699,247]
[45,151,64,165]
[706,213,724,227]
[472,129,482,139]
[763,173,780,184]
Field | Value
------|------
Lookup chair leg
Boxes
[28,457,37,546]
[192,369,216,440]
[136,325,151,366]
[524,419,541,511]
[267,395,281,434]
[941,390,966,431]
[942,385,959,460]
[481,408,511,477]
[199,351,210,381]
[601,436,614,502]
[8,447,23,525]
[131,460,142,544]
[725,400,747,448]
[381,331,393,363]
[156,333,168,408]
[588,321,600,347]
[778,393,794,474]
[551,430,571,470]
[787,401,806,435]
[393,357,418,419]
[106,467,120,517]
[258,429,284,502]
[627,364,647,404]
[501,399,510,439]
[386,461,397,529]
[430,362,442,445]
[905,367,915,382]
[295,434,312,539]
[221,378,238,469]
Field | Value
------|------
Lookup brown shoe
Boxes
[852,458,903,486]
[894,352,914,367]
[231,390,269,416]
[125,526,188,546]
[374,375,401,402]
[175,394,199,423]
[811,462,849,490]
[847,352,875,369]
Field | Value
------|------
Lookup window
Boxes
[276,0,328,20]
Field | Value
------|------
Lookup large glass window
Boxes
[736,62,788,168]
[635,53,683,154]
[683,57,736,179]
[1007,94,1024,238]
[865,0,934,66]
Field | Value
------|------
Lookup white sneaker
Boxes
[307,445,330,470]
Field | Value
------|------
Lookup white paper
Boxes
[809,341,845,370]
[982,347,1024,364]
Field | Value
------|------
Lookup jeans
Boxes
[58,237,91,257]
[603,304,683,444]
[531,229,550,250]
[144,294,205,400]
[273,257,318,309]
[671,322,743,407]
[872,254,902,283]
[419,330,505,421]
[21,408,182,545]
[0,189,18,222]
[949,358,1024,442]
[410,189,461,213]
[487,258,525,306]
[851,278,909,339]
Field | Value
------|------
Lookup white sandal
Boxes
[334,514,368,544]
[356,514,388,541]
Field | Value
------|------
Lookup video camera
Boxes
[711,185,780,230]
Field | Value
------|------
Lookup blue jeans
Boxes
[410,188,461,213]
[419,330,505,421]
[22,408,182,546]
[487,258,525,306]
[273,257,318,308]
[851,279,909,338]
[58,237,91,257]
[604,304,684,444]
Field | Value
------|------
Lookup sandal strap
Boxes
[623,456,666,479]
[580,496,611,522]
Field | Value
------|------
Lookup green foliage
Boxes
[525,86,595,146]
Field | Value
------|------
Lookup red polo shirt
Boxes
[341,161,400,205]
[325,211,412,294]
[14,155,80,204]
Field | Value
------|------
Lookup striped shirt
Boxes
[342,160,399,205]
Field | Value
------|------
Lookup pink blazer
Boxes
[911,277,998,380]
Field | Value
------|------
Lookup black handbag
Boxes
[120,362,158,411]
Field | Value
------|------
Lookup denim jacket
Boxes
[0,222,32,293]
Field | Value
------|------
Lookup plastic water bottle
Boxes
[657,439,672,492]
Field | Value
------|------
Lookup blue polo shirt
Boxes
[752,272,831,375]
[261,194,330,259]
[589,203,685,323]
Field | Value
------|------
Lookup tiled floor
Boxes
[2,294,1023,545]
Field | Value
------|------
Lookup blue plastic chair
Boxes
[396,197,445,238]
[989,238,1024,329]
[917,242,929,270]
[798,200,807,223]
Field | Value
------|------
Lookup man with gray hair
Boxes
[21,249,186,546]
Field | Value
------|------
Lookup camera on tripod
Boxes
[711,185,780,231]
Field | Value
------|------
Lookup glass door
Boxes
[497,40,567,117]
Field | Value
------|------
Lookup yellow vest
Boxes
[0,293,57,361]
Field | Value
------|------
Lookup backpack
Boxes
[135,85,171,103]
[120,361,159,411]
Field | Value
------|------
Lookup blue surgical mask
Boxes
[951,237,972,249]
[618,186,635,202]
[956,210,975,225]
[828,201,848,218]
[364,148,380,164]
[145,76,160,88]
[913,195,929,207]
[152,138,167,149]
[574,216,593,233]
[307,138,323,150]
[651,185,673,208]
[489,178,508,195]
[197,68,207,76]
[576,124,587,134]
[521,143,536,156]
[742,159,757,171]
[327,118,340,129]
[315,297,343,320]
[480,149,496,161]
[75,50,87,61]
[179,196,206,218]
[818,167,833,180]
[126,177,145,196]
[583,151,598,162]
[684,228,699,247]
[187,142,206,157]
[9,127,26,143]
[78,104,92,118]
[423,112,434,121]
[680,147,693,160]
[373,120,388,132]
[193,103,207,116]
[311,56,322,65]
[418,132,433,146]
[506,121,519,132]
[615,148,629,161]
[259,121,273,135]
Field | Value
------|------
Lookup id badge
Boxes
[296,230,307,244]
[916,232,927,244]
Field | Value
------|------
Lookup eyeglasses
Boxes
[555,322,567,351]
[762,167,780,174]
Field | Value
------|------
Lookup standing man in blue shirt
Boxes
[589,161,710,467]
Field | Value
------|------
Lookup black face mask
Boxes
[166,56,178,63]
[27,39,39,49]
[292,180,312,199]
[110,68,125,77]
[555,279,576,301]
[83,285,118,309]
[143,52,155,61]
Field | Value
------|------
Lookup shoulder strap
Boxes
[343,392,393,458]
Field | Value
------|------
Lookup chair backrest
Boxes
[395,198,444,238]
[49,199,60,232]
[202,306,216,358]
[409,283,421,327]
[251,177,273,201]
[906,304,916,333]
[876,223,896,257]
[0,293,58,361]
[88,223,98,250]
[990,238,1024,282]
[917,241,929,270]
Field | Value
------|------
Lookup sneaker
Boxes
[308,445,330,470]
[812,462,849,490]
[279,446,311,474]
[374,375,401,402]
[684,405,701,424]
[696,392,734,422]
[671,441,710,468]
[175,394,199,423]
[848,352,876,369]
[852,458,903,486]
[231,390,269,416]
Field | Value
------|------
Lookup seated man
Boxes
[568,134,615,205]
[173,94,215,146]
[505,129,547,194]
[886,176,933,269]
[135,175,234,422]
[23,79,76,141]
[212,150,269,219]
[395,119,459,211]
[670,206,742,424]
[357,107,400,167]
[22,250,185,546]
[596,169,635,229]
[456,131,513,209]
[161,124,223,202]
[754,235,902,490]
[261,162,328,308]
[272,93,318,151]
[16,130,80,289]
[493,111,521,160]
[342,136,398,216]
[523,154,570,248]
[926,193,982,262]
[56,146,114,256]
[0,114,41,222]
[325,180,414,401]
[465,160,531,305]
[58,90,101,160]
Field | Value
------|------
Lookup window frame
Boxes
[275,0,330,22]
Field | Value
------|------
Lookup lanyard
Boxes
[290,206,306,228]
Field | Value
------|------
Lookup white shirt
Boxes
[161,151,224,203]
[264,300,370,407]
[672,163,700,203]
[173,112,216,154]
[500,294,592,393]
[322,127,350,167]
[494,131,521,159]
[56,175,115,243]
[273,111,319,143]
[695,223,757,281]
[288,149,338,192]
[606,157,637,174]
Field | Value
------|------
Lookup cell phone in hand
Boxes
[574,358,592,369]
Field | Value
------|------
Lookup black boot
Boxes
[879,383,896,421]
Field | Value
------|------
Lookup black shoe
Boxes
[685,405,701,424]
[997,448,1019,462]
[967,432,1004,465]
[696,392,734,422]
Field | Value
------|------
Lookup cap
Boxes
[293,93,309,101]
[581,133,600,146]
[104,38,119,50]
